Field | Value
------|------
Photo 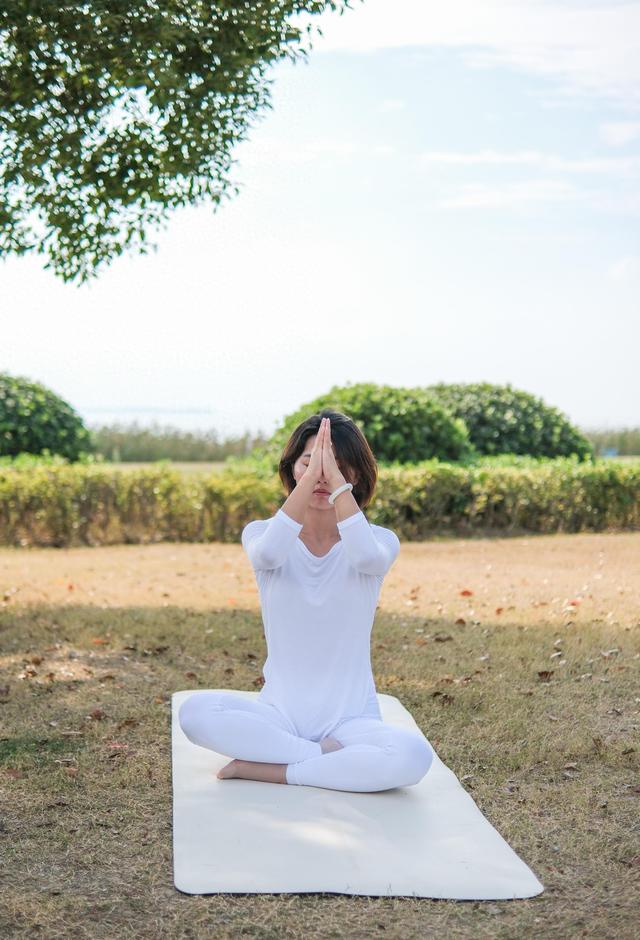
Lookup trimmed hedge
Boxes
[0,457,638,547]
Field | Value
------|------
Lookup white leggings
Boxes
[178,690,434,792]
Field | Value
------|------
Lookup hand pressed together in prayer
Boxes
[304,417,348,494]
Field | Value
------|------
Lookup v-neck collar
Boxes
[297,537,342,560]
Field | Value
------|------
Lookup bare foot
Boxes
[217,759,239,779]
[320,736,344,754]
[216,759,287,784]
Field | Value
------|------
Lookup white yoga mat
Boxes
[172,689,544,899]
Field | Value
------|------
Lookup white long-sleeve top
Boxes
[241,506,401,741]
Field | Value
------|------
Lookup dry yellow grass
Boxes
[1,531,639,939]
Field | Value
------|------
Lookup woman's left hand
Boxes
[322,419,347,491]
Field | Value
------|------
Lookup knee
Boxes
[178,694,200,740]
[390,730,434,787]
[178,692,224,741]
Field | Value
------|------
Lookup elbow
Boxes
[250,549,283,571]
[355,550,390,578]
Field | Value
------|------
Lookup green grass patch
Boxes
[1,602,638,937]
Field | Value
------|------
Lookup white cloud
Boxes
[437,178,640,213]
[237,135,359,166]
[607,255,640,282]
[418,149,640,175]
[599,121,640,146]
[297,0,640,110]
[378,97,407,112]
[438,178,582,209]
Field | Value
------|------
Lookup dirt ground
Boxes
[2,530,638,629]
[1,530,639,939]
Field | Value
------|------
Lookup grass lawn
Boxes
[1,530,638,938]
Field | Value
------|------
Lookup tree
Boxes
[258,382,476,466]
[0,370,94,459]
[426,381,595,461]
[0,1,355,284]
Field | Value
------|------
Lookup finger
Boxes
[326,421,334,455]
[323,423,337,468]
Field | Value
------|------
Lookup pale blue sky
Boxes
[2,0,639,440]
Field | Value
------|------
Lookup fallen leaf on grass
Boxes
[18,664,38,679]
[117,718,139,729]
[5,768,24,779]
[432,691,454,704]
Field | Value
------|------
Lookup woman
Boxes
[178,411,434,792]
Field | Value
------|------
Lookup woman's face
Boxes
[292,433,358,506]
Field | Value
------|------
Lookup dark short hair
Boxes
[278,408,378,510]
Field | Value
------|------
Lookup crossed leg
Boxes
[178,690,433,792]
[178,690,324,783]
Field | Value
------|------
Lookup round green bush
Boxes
[425,381,595,461]
[254,382,475,467]
[0,371,94,460]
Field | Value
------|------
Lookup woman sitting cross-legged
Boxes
[178,411,433,792]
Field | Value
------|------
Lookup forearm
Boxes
[281,466,360,526]
[278,470,317,524]
[332,482,361,524]
[331,480,400,577]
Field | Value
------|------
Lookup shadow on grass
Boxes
[0,602,638,937]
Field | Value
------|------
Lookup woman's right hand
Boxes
[279,418,330,524]
[302,417,328,488]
